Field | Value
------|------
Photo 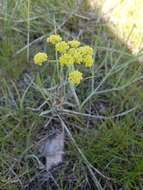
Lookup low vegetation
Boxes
[0,0,143,189]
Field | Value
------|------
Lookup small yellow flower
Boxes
[68,48,82,64]
[59,53,74,66]
[79,45,94,56]
[68,40,80,48]
[68,70,83,85]
[47,34,62,45]
[83,55,94,68]
[34,52,48,66]
[56,41,69,53]
[68,48,77,55]
[74,52,83,64]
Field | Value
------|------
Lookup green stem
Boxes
[68,65,80,110]
[70,84,80,109]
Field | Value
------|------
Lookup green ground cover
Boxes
[0,0,143,189]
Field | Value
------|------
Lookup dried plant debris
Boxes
[39,131,64,171]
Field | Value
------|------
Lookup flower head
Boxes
[68,40,80,48]
[68,48,83,64]
[83,55,94,67]
[68,70,83,85]
[68,48,82,64]
[79,45,94,56]
[74,52,83,64]
[47,34,62,45]
[59,53,74,66]
[34,52,48,66]
[56,41,69,53]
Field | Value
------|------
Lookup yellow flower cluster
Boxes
[68,40,80,48]
[83,55,94,68]
[47,34,62,44]
[56,41,69,53]
[68,48,83,64]
[33,34,94,85]
[34,52,48,66]
[68,70,83,85]
[78,46,93,56]
[59,53,74,66]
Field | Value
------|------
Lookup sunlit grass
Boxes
[89,0,143,54]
